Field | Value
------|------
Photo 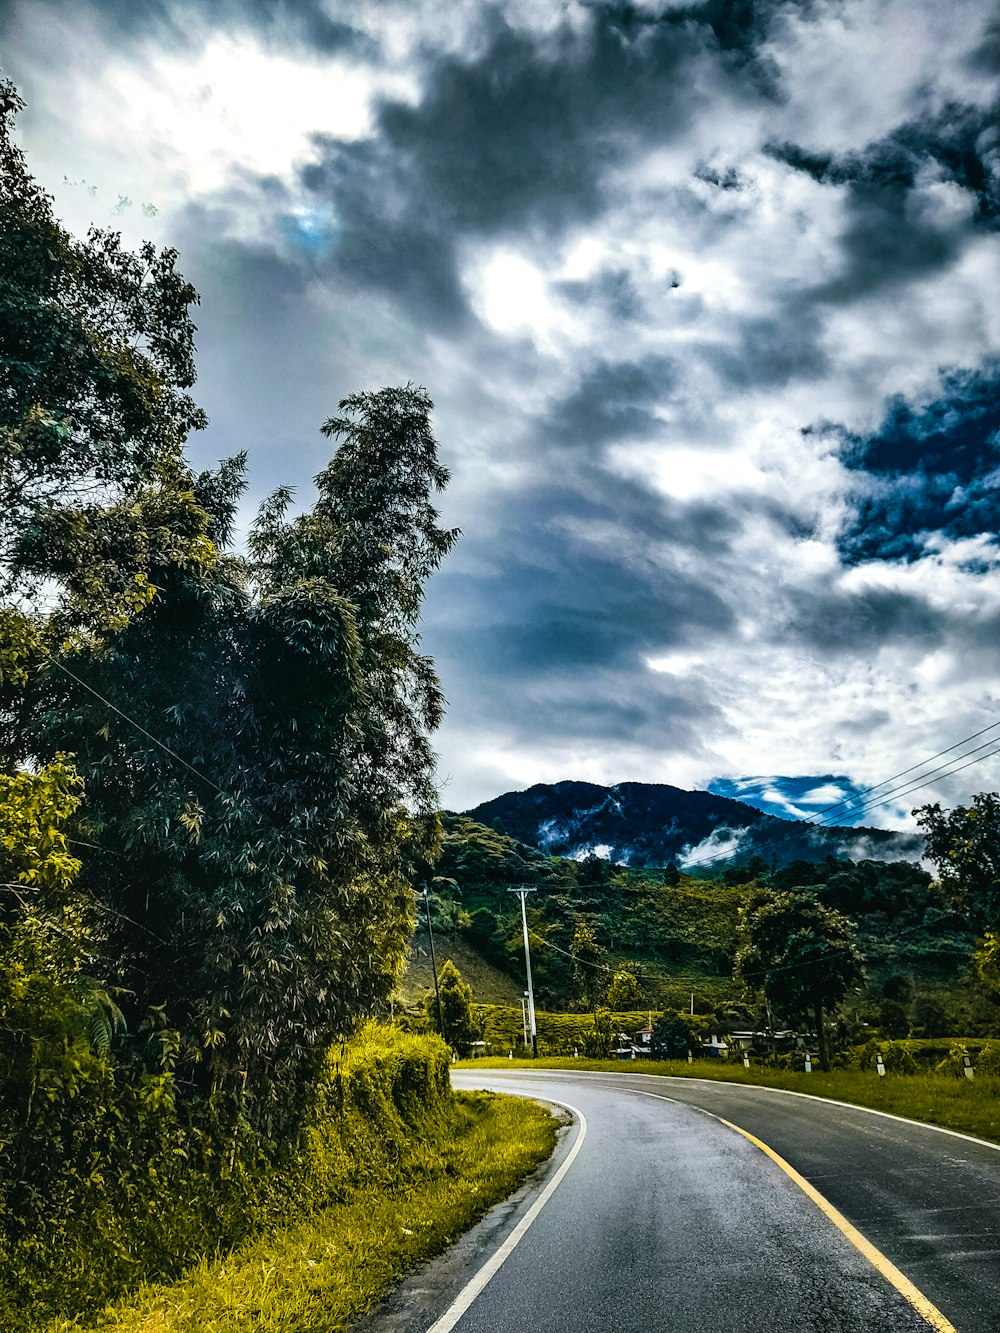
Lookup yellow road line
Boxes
[718,1116,958,1333]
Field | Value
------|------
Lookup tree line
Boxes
[0,78,455,1139]
[422,802,1000,1064]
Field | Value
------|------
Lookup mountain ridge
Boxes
[462,779,923,869]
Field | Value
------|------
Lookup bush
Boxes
[852,1039,919,1075]
[934,1043,976,1079]
[651,1011,693,1059]
[0,1026,453,1331]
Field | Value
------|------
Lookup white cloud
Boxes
[7,0,1000,825]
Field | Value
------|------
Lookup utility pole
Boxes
[421,887,445,1045]
[508,886,537,1056]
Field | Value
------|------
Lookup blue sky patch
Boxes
[708,774,872,825]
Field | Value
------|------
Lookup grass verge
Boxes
[457,1056,1000,1144]
[53,1092,556,1333]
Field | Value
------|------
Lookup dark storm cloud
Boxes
[789,581,999,657]
[555,266,653,320]
[545,356,677,447]
[713,310,829,388]
[829,363,1000,564]
[969,19,1000,76]
[0,0,367,54]
[292,3,792,324]
[770,97,1000,300]
[296,138,473,331]
[422,463,737,754]
[302,14,694,243]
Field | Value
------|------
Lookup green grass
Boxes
[459,1056,1000,1144]
[53,1092,557,1333]
[398,935,525,1006]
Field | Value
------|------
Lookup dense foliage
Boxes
[0,80,213,639]
[0,81,460,1327]
[916,793,1000,925]
[2,89,459,1125]
[12,384,455,1122]
[424,959,483,1057]
[734,889,864,1068]
[427,815,970,1021]
[0,1026,455,1331]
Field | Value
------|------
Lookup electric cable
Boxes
[808,734,1000,829]
[680,737,1000,872]
[805,717,1000,822]
[50,659,229,798]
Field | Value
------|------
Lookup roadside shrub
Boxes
[852,1039,919,1074]
[976,1043,1000,1077]
[935,1043,975,1078]
[0,1025,453,1332]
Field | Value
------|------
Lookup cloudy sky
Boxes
[3,0,1000,826]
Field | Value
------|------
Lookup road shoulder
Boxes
[351,1099,577,1333]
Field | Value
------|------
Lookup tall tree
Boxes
[424,959,481,1057]
[605,968,640,1011]
[0,80,458,1125]
[23,388,456,1123]
[570,919,605,1010]
[735,889,863,1070]
[916,794,1000,926]
[0,80,212,640]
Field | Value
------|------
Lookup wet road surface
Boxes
[363,1069,1000,1332]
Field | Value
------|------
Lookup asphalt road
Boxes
[366,1069,1000,1333]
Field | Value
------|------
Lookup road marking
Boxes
[424,1097,587,1333]
[626,1087,958,1333]
[720,1116,959,1333]
[484,1067,1000,1154]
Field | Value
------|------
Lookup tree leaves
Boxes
[0,80,213,631]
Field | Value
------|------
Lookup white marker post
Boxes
[876,1053,886,1078]
[804,1054,812,1073]
[743,1053,750,1069]
[963,1054,975,1081]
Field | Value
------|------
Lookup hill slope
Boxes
[465,780,923,868]
[420,814,988,1035]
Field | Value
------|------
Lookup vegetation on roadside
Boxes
[1,81,507,1333]
[413,812,999,1042]
[50,1076,557,1333]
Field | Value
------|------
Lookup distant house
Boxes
[728,1029,797,1052]
[613,1030,652,1060]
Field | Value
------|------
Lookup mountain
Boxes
[463,780,924,869]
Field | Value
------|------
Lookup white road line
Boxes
[425,1096,587,1333]
[486,1068,1000,1154]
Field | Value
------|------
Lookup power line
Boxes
[50,660,229,798]
[526,928,662,989]
[809,733,1000,829]
[679,730,1000,873]
[528,927,613,973]
[805,717,1000,822]
[814,741,1000,829]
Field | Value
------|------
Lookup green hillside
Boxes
[415,815,998,1037]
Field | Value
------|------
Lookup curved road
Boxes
[364,1069,1000,1333]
